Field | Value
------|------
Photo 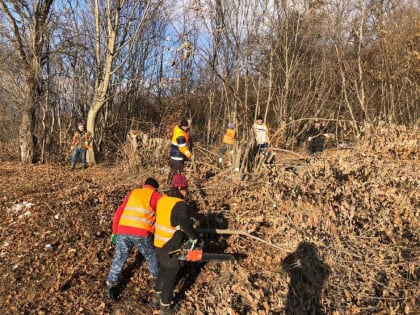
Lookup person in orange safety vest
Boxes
[152,174,198,315]
[218,122,236,168]
[168,118,193,183]
[106,177,162,299]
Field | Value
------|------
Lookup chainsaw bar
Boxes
[171,250,234,262]
[169,240,235,262]
[200,253,234,262]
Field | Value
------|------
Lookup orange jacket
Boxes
[113,185,161,236]
[71,130,92,149]
[223,128,236,145]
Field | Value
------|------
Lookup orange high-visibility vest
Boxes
[223,128,236,145]
[118,187,156,234]
[154,195,183,248]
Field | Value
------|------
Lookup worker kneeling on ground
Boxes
[153,174,199,315]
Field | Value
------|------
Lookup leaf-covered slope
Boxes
[0,125,418,315]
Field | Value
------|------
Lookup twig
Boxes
[198,228,292,252]
[195,146,217,157]
[269,147,305,158]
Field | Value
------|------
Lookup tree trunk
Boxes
[19,107,36,163]
[86,0,118,165]
[1,0,54,163]
[20,73,39,163]
[86,105,100,165]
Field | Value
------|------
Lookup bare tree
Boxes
[366,0,419,124]
[0,0,55,163]
[1,0,418,164]
[85,0,163,165]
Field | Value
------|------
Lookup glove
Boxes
[188,238,198,249]
[308,137,312,141]
[189,238,204,249]
[110,234,117,245]
[188,238,197,245]
[70,146,74,151]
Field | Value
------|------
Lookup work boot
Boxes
[159,302,174,315]
[152,291,161,308]
[106,280,118,300]
[82,164,87,170]
[70,163,75,170]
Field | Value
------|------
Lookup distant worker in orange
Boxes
[168,118,193,183]
[218,122,236,168]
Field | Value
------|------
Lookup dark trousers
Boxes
[155,249,184,304]
[218,143,234,158]
[309,139,324,154]
[168,159,185,184]
[249,142,271,170]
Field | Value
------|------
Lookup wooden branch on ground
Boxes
[269,147,305,158]
[198,228,292,252]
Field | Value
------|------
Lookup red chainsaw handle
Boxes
[186,249,203,261]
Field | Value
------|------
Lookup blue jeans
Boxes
[71,148,87,166]
[107,234,159,283]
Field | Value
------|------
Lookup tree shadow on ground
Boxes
[172,212,231,306]
[282,242,330,315]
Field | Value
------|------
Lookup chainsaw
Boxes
[169,240,234,262]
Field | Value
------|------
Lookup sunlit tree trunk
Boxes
[87,0,161,165]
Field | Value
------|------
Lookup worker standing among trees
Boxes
[307,120,325,154]
[252,115,269,152]
[152,174,199,315]
[70,122,92,170]
[168,118,193,184]
[218,122,236,168]
[106,178,162,299]
[250,114,274,168]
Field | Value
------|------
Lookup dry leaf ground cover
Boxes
[0,125,418,314]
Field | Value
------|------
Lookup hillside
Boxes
[0,125,418,315]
